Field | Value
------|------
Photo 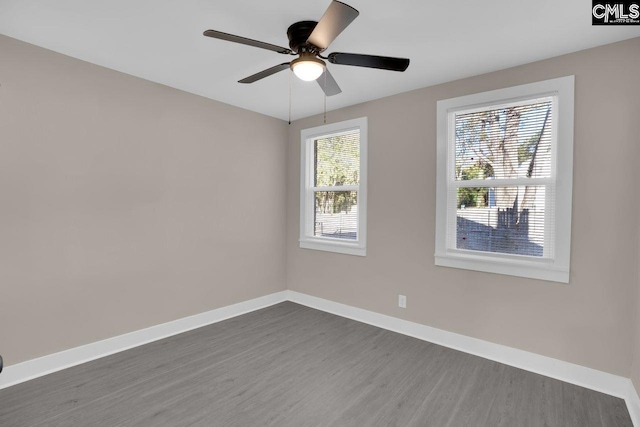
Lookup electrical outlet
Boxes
[398,294,407,309]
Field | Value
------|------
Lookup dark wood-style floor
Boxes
[0,302,632,426]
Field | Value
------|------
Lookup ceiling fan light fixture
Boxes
[290,54,326,81]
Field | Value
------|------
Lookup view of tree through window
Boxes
[453,98,554,257]
[313,131,360,240]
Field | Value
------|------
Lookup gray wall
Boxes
[0,35,288,365]
[632,161,640,389]
[633,268,640,388]
[286,37,640,377]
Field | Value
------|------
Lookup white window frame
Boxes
[435,76,574,283]
[300,117,368,256]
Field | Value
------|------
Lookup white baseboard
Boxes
[286,290,639,426]
[627,380,640,427]
[0,291,288,390]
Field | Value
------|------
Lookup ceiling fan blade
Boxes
[203,30,292,54]
[307,1,359,50]
[238,63,291,84]
[317,68,342,96]
[328,52,410,71]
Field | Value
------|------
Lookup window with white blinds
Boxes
[300,117,368,256]
[435,77,574,282]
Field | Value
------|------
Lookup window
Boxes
[435,76,574,282]
[300,117,368,256]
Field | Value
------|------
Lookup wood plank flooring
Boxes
[0,302,632,426]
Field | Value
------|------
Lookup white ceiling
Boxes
[1,0,638,121]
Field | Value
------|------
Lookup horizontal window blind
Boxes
[314,191,358,240]
[448,97,556,258]
[314,130,360,241]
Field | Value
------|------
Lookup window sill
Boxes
[300,239,366,257]
[434,252,569,283]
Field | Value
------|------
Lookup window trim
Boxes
[300,117,368,256]
[435,76,574,283]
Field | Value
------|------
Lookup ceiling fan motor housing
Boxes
[287,21,319,53]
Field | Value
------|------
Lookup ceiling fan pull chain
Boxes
[323,71,327,124]
[288,70,292,125]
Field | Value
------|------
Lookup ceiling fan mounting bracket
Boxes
[286,21,320,54]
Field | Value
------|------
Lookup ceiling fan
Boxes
[203,0,410,97]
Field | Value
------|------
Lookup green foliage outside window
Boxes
[457,163,490,208]
[315,134,360,214]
